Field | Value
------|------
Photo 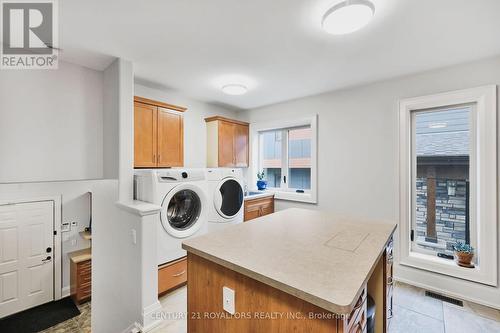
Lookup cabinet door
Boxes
[157,107,184,167]
[260,200,274,216]
[244,205,261,222]
[218,121,235,167]
[234,124,249,167]
[134,102,157,167]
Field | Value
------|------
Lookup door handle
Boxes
[42,256,52,263]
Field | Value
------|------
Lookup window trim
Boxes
[250,115,318,204]
[399,85,497,286]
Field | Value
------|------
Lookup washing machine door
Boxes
[160,184,206,238]
[214,177,244,219]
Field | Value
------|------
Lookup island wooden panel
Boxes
[187,253,343,333]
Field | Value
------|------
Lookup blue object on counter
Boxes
[256,180,268,190]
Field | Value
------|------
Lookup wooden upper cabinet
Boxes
[134,96,186,168]
[205,116,249,168]
[234,123,249,167]
[134,102,157,167]
[218,121,236,167]
[157,107,183,167]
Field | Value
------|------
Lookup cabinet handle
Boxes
[172,270,186,277]
[158,154,161,163]
[153,154,156,163]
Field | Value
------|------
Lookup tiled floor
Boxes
[389,282,500,333]
[39,301,91,333]
[39,282,500,332]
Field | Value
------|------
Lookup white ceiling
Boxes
[60,0,500,110]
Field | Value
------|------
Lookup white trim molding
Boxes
[249,115,318,204]
[398,85,497,286]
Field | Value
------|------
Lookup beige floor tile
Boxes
[389,305,444,333]
[393,281,443,320]
[443,302,500,333]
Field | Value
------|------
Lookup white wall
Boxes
[0,61,104,183]
[134,84,241,168]
[243,55,500,308]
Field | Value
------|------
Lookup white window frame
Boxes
[399,85,497,286]
[250,115,318,204]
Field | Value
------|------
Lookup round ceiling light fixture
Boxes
[221,83,248,95]
[322,0,375,35]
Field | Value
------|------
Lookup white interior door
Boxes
[0,201,54,318]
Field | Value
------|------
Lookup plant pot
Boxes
[454,251,474,268]
[256,180,268,191]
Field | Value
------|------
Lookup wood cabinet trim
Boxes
[134,96,187,112]
[204,116,249,126]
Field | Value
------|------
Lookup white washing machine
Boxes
[205,168,244,232]
[134,169,208,265]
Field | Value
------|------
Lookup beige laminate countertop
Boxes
[68,247,91,263]
[182,208,396,314]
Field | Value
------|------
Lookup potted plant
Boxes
[453,242,474,268]
[256,171,267,190]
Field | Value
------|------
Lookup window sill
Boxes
[272,190,317,204]
[400,251,496,286]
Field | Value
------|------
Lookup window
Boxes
[412,106,473,258]
[399,86,497,286]
[251,116,317,203]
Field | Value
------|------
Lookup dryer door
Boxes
[214,177,244,219]
[161,184,206,238]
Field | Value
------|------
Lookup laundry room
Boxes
[1,2,500,333]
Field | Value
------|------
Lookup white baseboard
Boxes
[395,276,500,310]
[140,301,163,332]
[61,286,70,298]
[121,322,142,333]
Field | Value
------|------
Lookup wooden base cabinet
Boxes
[158,257,187,296]
[69,249,92,305]
[205,116,249,168]
[244,195,274,222]
[134,96,185,168]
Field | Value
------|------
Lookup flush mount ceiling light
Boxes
[322,0,375,35]
[221,84,248,95]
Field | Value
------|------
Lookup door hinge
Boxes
[410,229,414,241]
[53,230,57,236]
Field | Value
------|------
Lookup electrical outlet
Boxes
[71,238,77,246]
[222,286,235,314]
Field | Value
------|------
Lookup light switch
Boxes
[222,286,235,315]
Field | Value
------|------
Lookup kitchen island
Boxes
[182,208,396,333]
